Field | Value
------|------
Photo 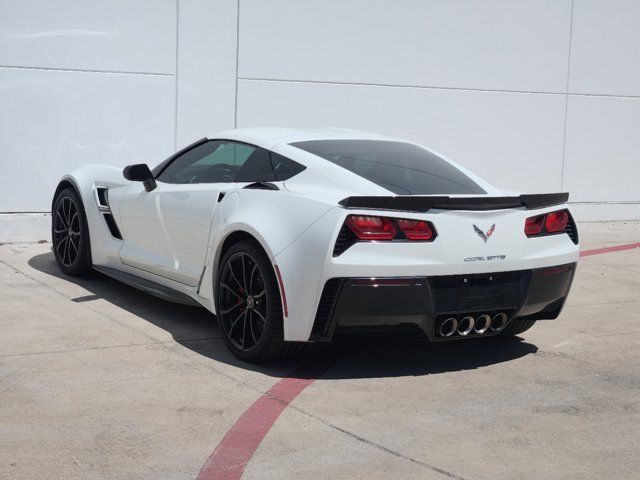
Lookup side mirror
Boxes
[123,164,157,192]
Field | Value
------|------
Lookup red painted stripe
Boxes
[580,242,640,257]
[273,264,288,317]
[196,360,334,480]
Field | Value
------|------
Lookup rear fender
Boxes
[200,188,335,321]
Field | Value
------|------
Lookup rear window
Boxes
[291,140,485,195]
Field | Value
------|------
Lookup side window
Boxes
[157,140,275,184]
[270,153,306,181]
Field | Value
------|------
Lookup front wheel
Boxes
[216,240,303,362]
[52,187,92,276]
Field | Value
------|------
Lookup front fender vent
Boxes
[95,186,122,240]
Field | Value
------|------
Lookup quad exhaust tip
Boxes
[474,314,491,334]
[490,313,508,332]
[439,317,458,337]
[437,312,508,337]
[457,316,474,336]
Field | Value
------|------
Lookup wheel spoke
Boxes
[248,311,258,345]
[253,309,267,325]
[56,236,68,256]
[228,258,245,291]
[65,198,72,226]
[56,210,67,229]
[253,289,266,299]
[228,310,244,336]
[69,236,79,255]
[70,211,79,232]
[249,263,258,293]
[240,254,248,292]
[65,234,72,264]
[239,310,248,348]
[221,282,243,301]
[220,302,242,315]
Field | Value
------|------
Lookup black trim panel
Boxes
[311,263,576,342]
[339,193,569,212]
[93,266,200,306]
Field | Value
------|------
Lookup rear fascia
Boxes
[275,203,579,342]
[310,263,576,342]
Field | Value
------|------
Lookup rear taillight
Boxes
[396,219,434,240]
[525,209,571,238]
[545,210,569,233]
[525,214,545,236]
[343,215,436,243]
[345,215,397,240]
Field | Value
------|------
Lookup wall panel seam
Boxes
[174,0,180,149]
[237,77,640,100]
[234,0,241,128]
[0,65,173,77]
[561,0,575,190]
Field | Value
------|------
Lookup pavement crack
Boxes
[0,342,158,359]
[285,401,471,480]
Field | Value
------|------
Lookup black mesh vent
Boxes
[103,213,122,240]
[333,225,356,256]
[310,278,343,340]
[565,212,579,244]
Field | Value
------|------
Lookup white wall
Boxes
[1,0,639,241]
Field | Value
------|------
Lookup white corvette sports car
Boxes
[52,127,579,361]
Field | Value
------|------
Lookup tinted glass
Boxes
[270,152,306,181]
[291,140,485,195]
[157,140,274,184]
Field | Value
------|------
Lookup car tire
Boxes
[216,240,304,362]
[500,318,537,337]
[52,187,92,276]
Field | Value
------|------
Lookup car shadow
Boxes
[28,251,538,380]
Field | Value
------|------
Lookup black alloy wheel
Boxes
[216,240,303,362]
[218,251,268,352]
[52,188,92,275]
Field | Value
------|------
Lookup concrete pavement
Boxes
[1,221,639,479]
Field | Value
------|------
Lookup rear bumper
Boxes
[310,263,576,341]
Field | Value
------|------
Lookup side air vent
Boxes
[103,213,122,239]
[95,186,122,240]
[565,212,579,244]
[96,187,109,208]
[310,278,343,340]
[333,224,356,256]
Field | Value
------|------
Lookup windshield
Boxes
[291,139,485,195]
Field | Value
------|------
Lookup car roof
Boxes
[209,127,400,149]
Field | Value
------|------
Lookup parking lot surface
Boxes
[1,222,639,479]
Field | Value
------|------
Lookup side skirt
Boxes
[93,266,201,306]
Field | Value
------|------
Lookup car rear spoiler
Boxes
[338,192,569,213]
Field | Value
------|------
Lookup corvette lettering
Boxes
[464,255,506,262]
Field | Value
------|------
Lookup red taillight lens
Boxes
[397,219,434,240]
[545,209,569,233]
[346,215,397,240]
[525,214,545,236]
[525,209,570,237]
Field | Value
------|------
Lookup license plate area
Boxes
[429,270,530,312]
